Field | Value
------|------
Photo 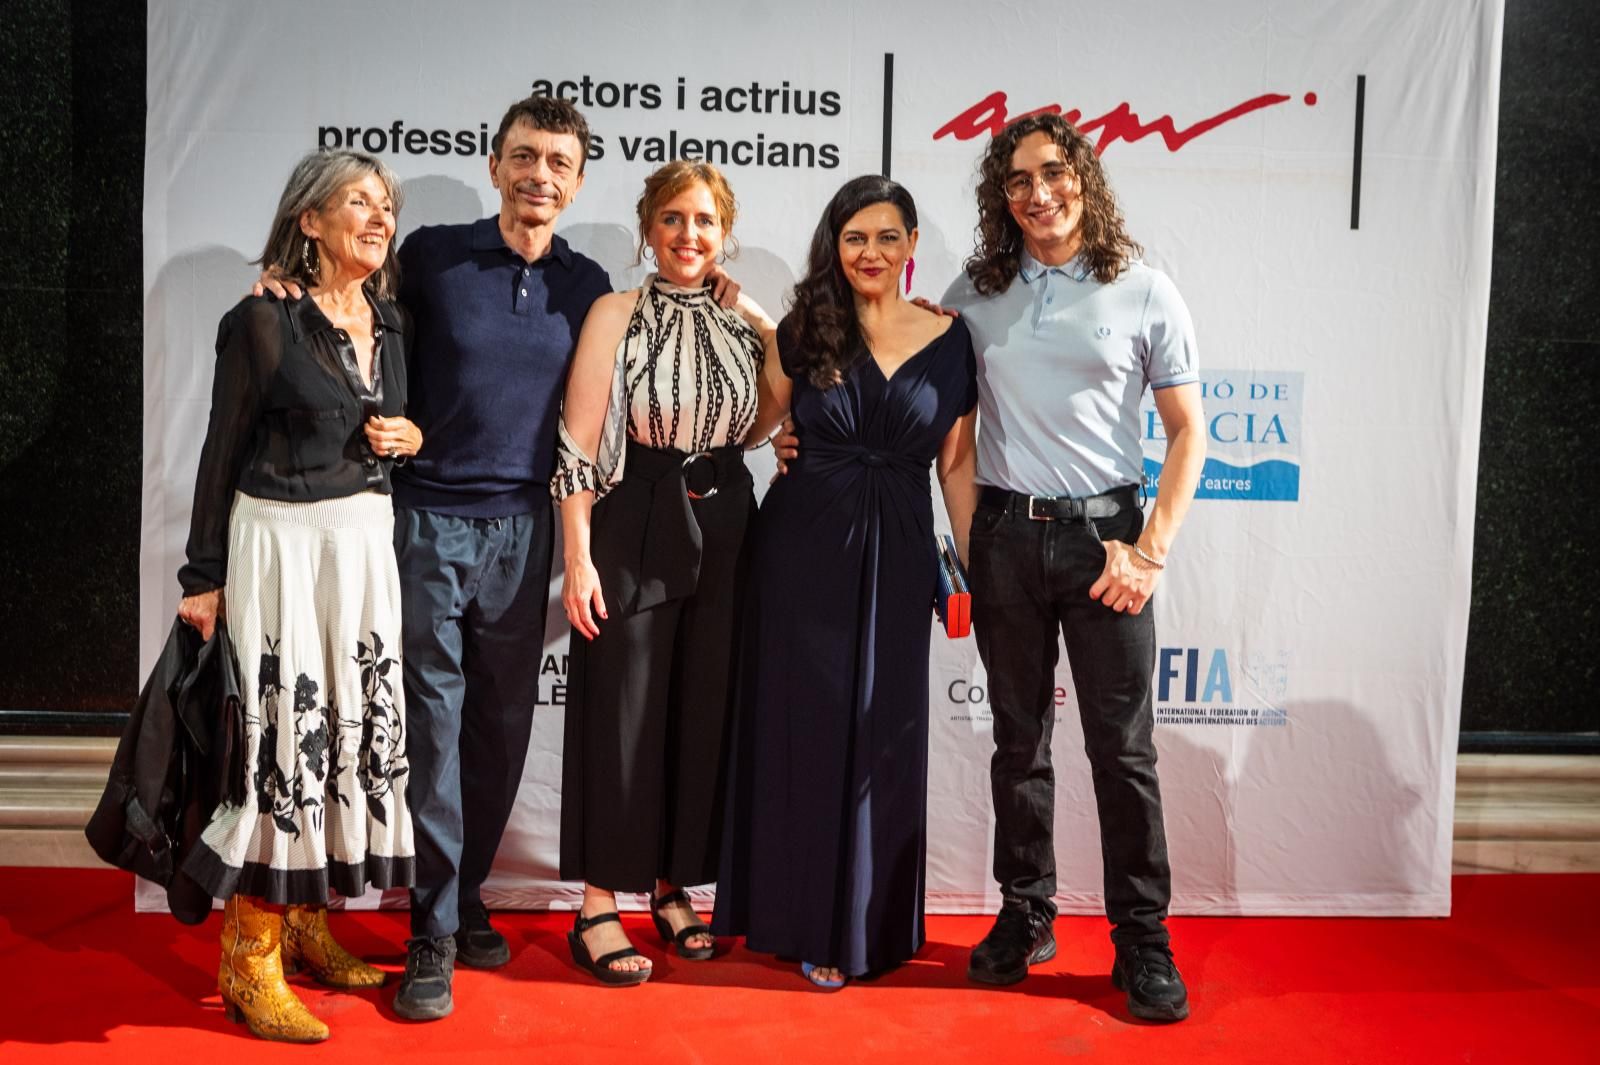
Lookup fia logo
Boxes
[1158,648,1233,703]
[1154,647,1290,728]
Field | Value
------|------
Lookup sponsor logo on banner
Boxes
[932,89,1320,153]
[1143,370,1303,501]
[944,647,1289,727]
[1153,647,1290,727]
[945,677,1069,725]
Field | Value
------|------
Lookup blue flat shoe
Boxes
[801,961,848,990]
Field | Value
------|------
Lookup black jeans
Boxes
[969,492,1171,945]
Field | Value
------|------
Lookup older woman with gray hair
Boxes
[175,149,422,1043]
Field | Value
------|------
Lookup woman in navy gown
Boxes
[713,176,978,987]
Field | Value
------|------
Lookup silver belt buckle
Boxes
[1026,495,1050,521]
[682,451,719,500]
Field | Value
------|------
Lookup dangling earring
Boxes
[301,239,317,280]
[642,245,656,263]
[904,256,916,294]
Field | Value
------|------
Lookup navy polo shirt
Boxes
[394,217,612,517]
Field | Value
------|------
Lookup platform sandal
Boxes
[568,910,652,986]
[649,888,716,961]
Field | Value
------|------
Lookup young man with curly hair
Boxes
[942,113,1207,1022]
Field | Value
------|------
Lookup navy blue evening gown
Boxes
[712,314,976,975]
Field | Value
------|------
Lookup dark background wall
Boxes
[1459,0,1598,743]
[1,1,144,725]
[0,1,1594,745]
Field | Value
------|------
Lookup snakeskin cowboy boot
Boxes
[281,904,386,988]
[218,895,330,1043]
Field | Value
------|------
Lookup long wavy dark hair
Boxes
[964,113,1141,295]
[786,175,918,389]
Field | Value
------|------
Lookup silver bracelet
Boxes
[1132,545,1166,569]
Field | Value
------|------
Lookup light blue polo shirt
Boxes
[943,253,1198,498]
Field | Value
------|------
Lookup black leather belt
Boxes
[605,440,748,613]
[978,484,1138,522]
[628,441,746,500]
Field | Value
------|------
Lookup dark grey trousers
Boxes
[396,502,553,939]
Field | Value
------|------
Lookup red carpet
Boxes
[2,869,1596,1062]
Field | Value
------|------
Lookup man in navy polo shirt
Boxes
[389,95,610,1020]
[942,113,1207,1022]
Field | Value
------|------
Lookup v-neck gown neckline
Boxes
[864,323,949,385]
[712,316,978,976]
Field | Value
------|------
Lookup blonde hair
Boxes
[634,160,738,265]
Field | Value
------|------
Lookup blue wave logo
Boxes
[1143,457,1299,501]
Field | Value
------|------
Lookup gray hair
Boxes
[256,149,404,300]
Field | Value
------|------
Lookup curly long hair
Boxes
[786,174,918,389]
[965,113,1141,295]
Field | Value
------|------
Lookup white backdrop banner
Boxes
[142,0,1500,916]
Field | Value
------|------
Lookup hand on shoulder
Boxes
[234,291,292,328]
[902,299,956,345]
[909,295,959,321]
[250,266,301,302]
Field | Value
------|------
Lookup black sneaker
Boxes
[454,899,511,969]
[1111,943,1189,1022]
[394,935,456,1021]
[967,905,1056,985]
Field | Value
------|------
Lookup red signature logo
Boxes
[933,91,1318,153]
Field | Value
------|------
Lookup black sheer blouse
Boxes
[178,294,410,596]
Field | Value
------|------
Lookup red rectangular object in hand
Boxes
[934,534,971,639]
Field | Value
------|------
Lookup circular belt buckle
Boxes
[682,451,719,500]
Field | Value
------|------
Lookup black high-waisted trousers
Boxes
[559,441,753,892]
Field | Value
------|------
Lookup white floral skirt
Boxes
[182,491,414,904]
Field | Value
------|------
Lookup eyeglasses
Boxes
[1003,165,1076,203]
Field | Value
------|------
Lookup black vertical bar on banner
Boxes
[882,53,895,178]
[1350,74,1366,230]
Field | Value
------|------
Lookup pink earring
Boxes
[905,256,915,294]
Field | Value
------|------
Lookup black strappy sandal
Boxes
[568,910,652,986]
[649,889,716,961]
